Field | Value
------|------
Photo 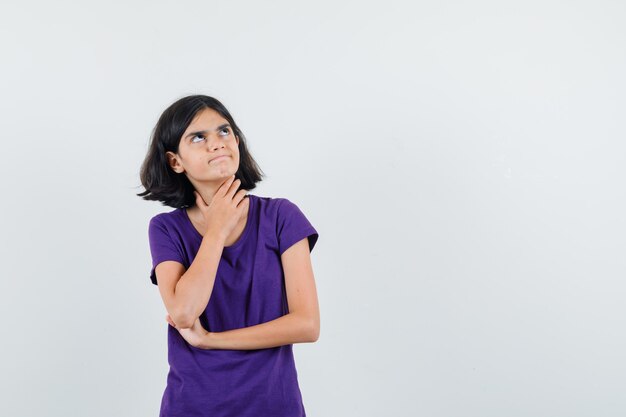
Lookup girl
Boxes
[137,95,320,417]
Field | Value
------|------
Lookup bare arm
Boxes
[156,230,226,329]
[203,312,316,350]
[199,236,320,349]
[156,175,247,330]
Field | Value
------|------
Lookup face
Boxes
[167,107,240,185]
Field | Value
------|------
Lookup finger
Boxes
[218,175,237,196]
[195,190,210,208]
[226,178,242,199]
[235,189,248,205]
[194,191,203,206]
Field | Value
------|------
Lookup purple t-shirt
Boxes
[147,194,319,417]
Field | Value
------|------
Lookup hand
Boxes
[193,174,248,239]
[166,314,210,350]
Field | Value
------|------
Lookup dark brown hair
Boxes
[137,95,264,208]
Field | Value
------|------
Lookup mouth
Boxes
[209,155,229,163]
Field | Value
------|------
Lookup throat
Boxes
[188,198,249,246]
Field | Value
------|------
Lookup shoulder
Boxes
[148,208,183,231]
[272,196,313,226]
[248,194,294,213]
[249,195,306,229]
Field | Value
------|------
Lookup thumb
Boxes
[194,191,206,207]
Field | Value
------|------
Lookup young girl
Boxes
[137,95,320,417]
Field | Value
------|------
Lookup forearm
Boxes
[175,231,226,327]
[202,313,317,350]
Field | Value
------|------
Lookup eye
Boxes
[190,128,231,143]
[191,134,206,143]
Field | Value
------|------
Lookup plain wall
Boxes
[1,1,624,416]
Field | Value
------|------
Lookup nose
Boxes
[206,133,225,151]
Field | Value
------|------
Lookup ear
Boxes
[166,151,183,174]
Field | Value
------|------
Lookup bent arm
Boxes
[201,237,320,350]
[158,230,226,329]
[202,312,318,350]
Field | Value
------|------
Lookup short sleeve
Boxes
[148,216,185,285]
[276,198,319,256]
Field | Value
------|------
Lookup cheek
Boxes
[230,145,240,160]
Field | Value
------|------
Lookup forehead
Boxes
[185,107,228,132]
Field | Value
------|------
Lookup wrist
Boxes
[205,228,228,245]
[203,331,218,349]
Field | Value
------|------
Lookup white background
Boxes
[1,1,625,416]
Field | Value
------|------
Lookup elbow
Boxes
[176,317,195,330]
[307,318,320,342]
[172,309,195,330]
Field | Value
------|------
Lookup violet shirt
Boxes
[147,194,319,417]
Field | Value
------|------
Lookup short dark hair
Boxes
[137,95,264,208]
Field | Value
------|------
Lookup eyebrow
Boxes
[184,123,231,139]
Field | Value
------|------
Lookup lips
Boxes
[209,155,229,163]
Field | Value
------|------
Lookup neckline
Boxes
[182,194,254,252]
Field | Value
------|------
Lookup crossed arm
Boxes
[193,237,320,350]
[203,312,317,350]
